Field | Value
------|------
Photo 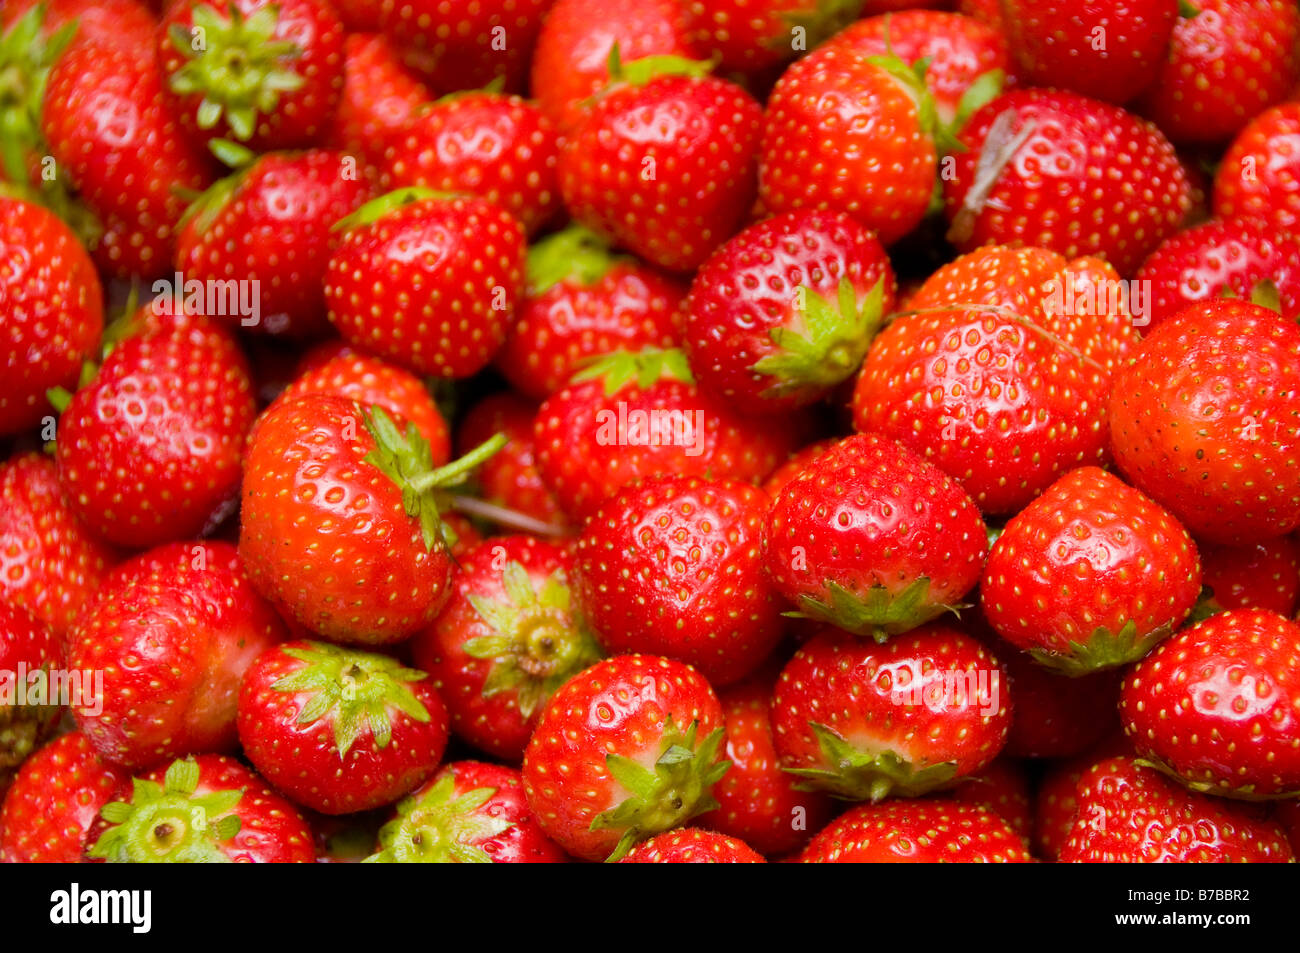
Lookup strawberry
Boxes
[772,626,1012,800]
[682,209,896,412]
[982,467,1201,675]
[53,315,257,549]
[558,54,763,273]
[0,453,118,638]
[696,677,834,857]
[530,0,697,134]
[0,602,61,793]
[533,348,797,522]
[943,759,1033,842]
[84,754,317,862]
[386,90,561,235]
[521,654,728,862]
[367,760,567,863]
[1213,102,1300,229]
[1135,0,1300,145]
[0,0,155,48]
[1108,298,1300,544]
[0,196,103,436]
[174,148,375,340]
[620,827,765,863]
[495,227,684,400]
[999,643,1121,757]
[237,639,450,814]
[1000,0,1177,104]
[324,189,525,379]
[454,393,568,528]
[1030,733,1138,859]
[798,800,1033,862]
[1060,756,1294,862]
[763,433,987,640]
[68,540,287,770]
[1199,536,1300,617]
[682,0,864,73]
[239,394,503,644]
[158,0,346,149]
[0,732,127,863]
[1120,608,1300,798]
[852,246,1139,514]
[943,89,1192,275]
[410,535,602,762]
[575,476,785,686]
[760,437,838,498]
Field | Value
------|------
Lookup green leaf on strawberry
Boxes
[366,775,513,863]
[785,722,959,801]
[1027,619,1174,677]
[525,224,621,295]
[569,347,695,397]
[789,576,964,643]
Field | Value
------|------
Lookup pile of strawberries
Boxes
[1,0,1299,865]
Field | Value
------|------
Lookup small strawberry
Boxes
[1108,298,1300,543]
[521,654,728,862]
[620,828,765,863]
[84,754,317,862]
[0,602,61,792]
[798,800,1033,862]
[454,393,568,528]
[772,626,1012,800]
[1199,536,1300,617]
[982,467,1201,675]
[237,640,450,814]
[763,433,987,640]
[1213,102,1300,229]
[366,760,567,863]
[411,535,602,762]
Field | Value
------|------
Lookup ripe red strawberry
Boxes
[0,602,62,792]
[944,89,1192,275]
[696,678,833,857]
[982,467,1201,674]
[84,754,317,862]
[682,0,861,72]
[1060,756,1294,862]
[324,190,525,379]
[0,197,103,436]
[682,210,897,411]
[760,438,838,498]
[798,800,1033,862]
[158,0,346,149]
[454,393,568,528]
[1213,102,1300,229]
[0,0,154,48]
[1120,609,1300,798]
[558,56,762,273]
[0,453,118,638]
[386,90,560,235]
[999,643,1121,757]
[1000,0,1176,104]
[1134,218,1300,326]
[53,316,256,549]
[620,827,765,862]
[764,433,987,639]
[852,246,1140,514]
[1199,536,1300,617]
[174,149,375,340]
[367,760,567,862]
[1108,299,1300,543]
[521,654,728,861]
[237,639,450,813]
[68,540,287,770]
[411,535,602,762]
[943,759,1033,843]
[495,227,684,400]
[0,732,127,863]
[530,0,697,134]
[533,348,797,522]
[239,394,503,644]
[575,476,784,686]
[773,627,1012,800]
[1135,0,1300,145]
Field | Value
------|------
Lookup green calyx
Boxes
[1178,0,1201,18]
[788,576,963,643]
[592,719,730,863]
[569,347,694,396]
[0,3,75,185]
[603,42,716,92]
[87,758,243,863]
[1220,278,1283,314]
[770,0,866,53]
[752,277,886,400]
[360,405,506,552]
[271,641,432,759]
[166,2,304,141]
[525,225,619,295]
[365,774,512,863]
[463,561,603,719]
[0,671,58,773]
[785,722,958,801]
[1027,619,1174,677]
[331,187,448,234]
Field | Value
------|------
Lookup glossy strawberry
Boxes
[1213,102,1300,229]
[1199,537,1300,617]
[620,827,765,863]
[0,602,61,792]
[799,800,1033,862]
[454,393,567,529]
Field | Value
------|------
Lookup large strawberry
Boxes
[0,196,103,436]
[0,602,61,793]
[798,800,1033,862]
[1108,298,1300,543]
[521,654,728,861]
[763,433,987,640]
[237,640,450,814]
[620,828,765,863]
[1213,102,1300,229]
